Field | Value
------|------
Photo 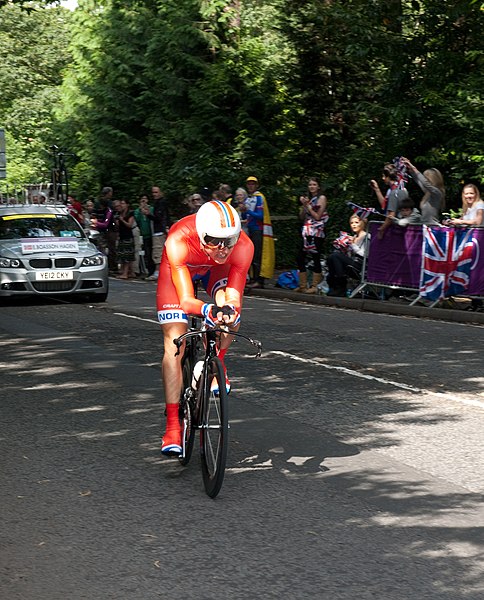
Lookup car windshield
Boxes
[0,214,86,240]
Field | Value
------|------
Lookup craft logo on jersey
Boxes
[419,226,477,301]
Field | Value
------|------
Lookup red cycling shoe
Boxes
[161,428,182,456]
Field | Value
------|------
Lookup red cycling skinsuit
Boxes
[156,214,254,322]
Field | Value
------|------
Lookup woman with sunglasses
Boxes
[156,200,254,456]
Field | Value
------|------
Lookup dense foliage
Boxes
[1,0,483,236]
[0,3,72,189]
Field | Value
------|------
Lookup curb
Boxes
[118,275,484,326]
[245,287,484,326]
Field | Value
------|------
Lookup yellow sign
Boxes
[1,214,56,220]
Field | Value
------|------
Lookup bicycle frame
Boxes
[174,322,261,497]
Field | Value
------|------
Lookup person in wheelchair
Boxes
[327,214,368,297]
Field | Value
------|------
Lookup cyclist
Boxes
[156,200,254,455]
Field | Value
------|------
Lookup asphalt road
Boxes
[1,279,483,599]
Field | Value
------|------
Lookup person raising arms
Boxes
[156,200,254,456]
[370,162,409,239]
[400,157,445,225]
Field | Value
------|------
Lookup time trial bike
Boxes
[174,314,261,498]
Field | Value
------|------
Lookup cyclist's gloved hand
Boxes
[201,303,218,327]
[221,304,240,326]
[201,303,240,327]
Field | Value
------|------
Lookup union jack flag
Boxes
[332,231,353,254]
[347,202,384,220]
[420,226,476,301]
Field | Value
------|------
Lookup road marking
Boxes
[113,311,484,409]
[267,350,484,409]
[114,312,158,324]
[252,296,484,328]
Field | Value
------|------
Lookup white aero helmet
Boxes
[196,200,241,248]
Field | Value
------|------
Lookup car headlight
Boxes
[0,257,23,268]
[81,255,105,267]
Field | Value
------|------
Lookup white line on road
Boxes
[113,311,484,409]
[267,350,484,410]
[114,312,159,325]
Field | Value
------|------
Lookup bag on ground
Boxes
[276,270,300,289]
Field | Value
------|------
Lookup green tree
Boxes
[57,0,152,197]
[59,0,295,207]
[56,0,483,220]
[0,3,72,190]
[399,0,484,203]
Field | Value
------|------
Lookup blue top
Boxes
[243,193,264,232]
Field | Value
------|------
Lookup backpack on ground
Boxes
[275,270,299,289]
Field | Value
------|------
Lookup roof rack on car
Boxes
[0,182,68,207]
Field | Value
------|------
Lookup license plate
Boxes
[35,271,74,281]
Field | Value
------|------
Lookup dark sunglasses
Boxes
[203,234,239,249]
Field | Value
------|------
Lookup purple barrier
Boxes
[367,223,422,288]
[366,223,484,296]
[467,228,484,296]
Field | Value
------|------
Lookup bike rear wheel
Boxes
[199,356,229,498]
[178,356,196,466]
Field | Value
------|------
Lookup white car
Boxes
[0,203,108,301]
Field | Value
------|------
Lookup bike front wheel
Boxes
[199,356,229,498]
[178,357,196,466]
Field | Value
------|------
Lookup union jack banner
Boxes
[332,231,353,254]
[419,226,476,301]
[392,156,409,189]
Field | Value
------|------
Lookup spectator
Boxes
[146,186,171,281]
[447,184,484,227]
[218,183,233,204]
[134,193,155,276]
[370,162,409,239]
[448,184,484,313]
[94,190,116,271]
[200,186,211,203]
[32,191,46,204]
[211,189,224,201]
[232,186,247,208]
[67,195,84,225]
[130,218,142,278]
[401,157,445,224]
[232,187,249,233]
[116,199,135,279]
[370,162,408,214]
[244,176,268,288]
[83,199,99,245]
[294,177,329,294]
[327,214,368,297]
[184,193,204,215]
[83,199,95,227]
[103,187,119,273]
[391,197,422,227]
